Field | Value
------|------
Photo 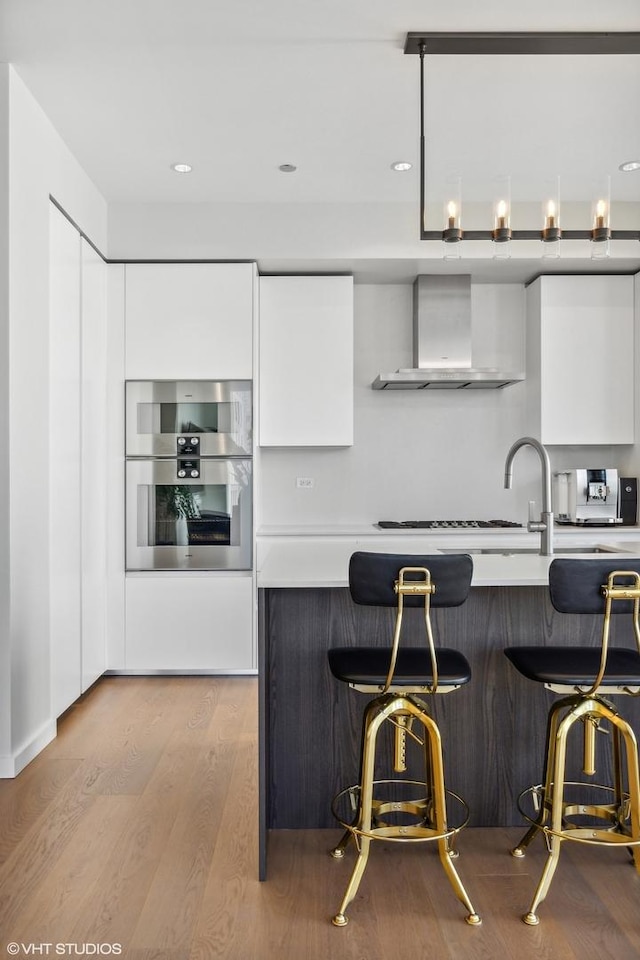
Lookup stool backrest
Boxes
[349,552,473,608]
[549,558,640,614]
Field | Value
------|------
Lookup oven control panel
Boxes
[177,435,200,455]
[177,459,200,479]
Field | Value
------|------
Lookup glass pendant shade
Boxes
[492,177,511,258]
[591,176,611,259]
[542,178,561,258]
[443,178,462,258]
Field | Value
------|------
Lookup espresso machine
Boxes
[554,468,622,525]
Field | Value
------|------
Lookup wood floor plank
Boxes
[563,841,640,955]
[2,676,640,960]
[6,795,136,944]
[0,777,98,932]
[64,682,237,947]
[75,678,203,796]
[42,677,145,759]
[0,758,82,866]
[127,681,255,952]
[188,686,260,959]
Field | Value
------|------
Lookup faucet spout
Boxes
[504,436,553,556]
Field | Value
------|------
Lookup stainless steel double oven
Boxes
[125,380,253,571]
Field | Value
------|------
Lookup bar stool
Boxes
[327,551,481,928]
[504,558,640,925]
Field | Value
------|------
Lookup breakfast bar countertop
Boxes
[255,527,640,589]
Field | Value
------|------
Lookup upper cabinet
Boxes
[259,275,354,446]
[125,263,255,380]
[526,275,634,445]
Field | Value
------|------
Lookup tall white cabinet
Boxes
[527,275,635,445]
[49,206,108,717]
[122,263,257,673]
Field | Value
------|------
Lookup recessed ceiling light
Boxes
[279,163,297,173]
[171,163,192,173]
[619,160,640,172]
[391,161,412,172]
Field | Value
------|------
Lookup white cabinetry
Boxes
[122,263,256,673]
[124,263,255,379]
[259,276,354,446]
[81,240,108,691]
[527,275,634,445]
[49,208,108,717]
[49,206,82,717]
[125,574,254,671]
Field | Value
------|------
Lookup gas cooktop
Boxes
[376,520,523,530]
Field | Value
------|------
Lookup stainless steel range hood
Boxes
[372,275,525,390]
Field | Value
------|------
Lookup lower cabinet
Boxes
[124,573,255,672]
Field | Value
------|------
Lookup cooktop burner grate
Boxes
[376,520,523,529]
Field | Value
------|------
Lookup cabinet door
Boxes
[49,205,82,716]
[81,239,108,691]
[50,214,110,715]
[125,263,254,379]
[259,276,353,446]
[537,275,634,445]
[125,574,254,671]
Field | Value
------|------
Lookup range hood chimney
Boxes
[372,275,525,390]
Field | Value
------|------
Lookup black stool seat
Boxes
[329,646,471,688]
[505,645,640,687]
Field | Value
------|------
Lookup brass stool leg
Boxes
[512,697,565,858]
[522,702,578,925]
[523,833,562,926]
[511,823,539,860]
[330,828,353,860]
[610,710,640,873]
[331,695,370,861]
[332,695,481,927]
[332,836,372,926]
[419,707,481,925]
[332,697,386,927]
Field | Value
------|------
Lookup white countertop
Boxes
[257,522,640,540]
[256,526,640,589]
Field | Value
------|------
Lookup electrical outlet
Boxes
[296,477,315,489]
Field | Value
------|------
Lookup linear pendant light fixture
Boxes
[406,32,640,247]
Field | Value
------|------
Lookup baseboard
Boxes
[0,719,57,778]
[104,669,258,676]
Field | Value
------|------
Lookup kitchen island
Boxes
[256,527,640,877]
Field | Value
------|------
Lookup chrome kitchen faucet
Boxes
[504,437,554,556]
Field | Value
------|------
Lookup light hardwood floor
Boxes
[1,676,640,959]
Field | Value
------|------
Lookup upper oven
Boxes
[125,380,252,458]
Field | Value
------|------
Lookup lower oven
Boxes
[126,457,252,571]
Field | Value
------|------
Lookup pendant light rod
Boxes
[410,31,640,243]
[419,41,426,241]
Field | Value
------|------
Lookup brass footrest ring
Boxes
[516,781,640,848]
[331,778,470,844]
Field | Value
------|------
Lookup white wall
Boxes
[0,66,11,761]
[1,66,108,775]
[108,200,640,264]
[109,200,637,528]
[257,281,628,527]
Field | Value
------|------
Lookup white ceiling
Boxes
[1,0,639,280]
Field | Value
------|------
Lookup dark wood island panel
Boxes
[258,584,640,876]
